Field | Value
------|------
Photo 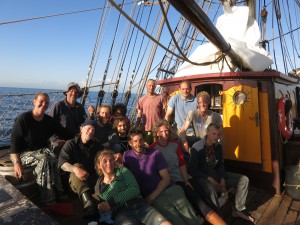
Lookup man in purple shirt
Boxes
[123,129,200,225]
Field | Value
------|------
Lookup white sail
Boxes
[175,3,273,77]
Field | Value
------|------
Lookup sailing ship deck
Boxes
[1,148,300,225]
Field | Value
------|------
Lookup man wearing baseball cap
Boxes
[49,82,87,153]
[58,120,102,220]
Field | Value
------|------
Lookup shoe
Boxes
[81,192,99,220]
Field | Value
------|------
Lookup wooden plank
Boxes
[296,215,300,225]
[231,190,270,225]
[256,195,281,225]
[283,209,298,225]
[290,199,300,211]
[251,193,273,224]
[290,199,300,225]
[272,195,292,225]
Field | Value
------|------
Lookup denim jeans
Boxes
[113,201,167,225]
[197,171,249,211]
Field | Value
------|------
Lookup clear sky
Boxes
[0,1,298,91]
[0,0,180,92]
[0,0,108,90]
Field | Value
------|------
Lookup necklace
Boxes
[134,152,146,161]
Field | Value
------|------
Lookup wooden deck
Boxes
[1,148,300,225]
[44,187,300,225]
[219,188,300,225]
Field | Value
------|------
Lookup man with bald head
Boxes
[165,80,198,159]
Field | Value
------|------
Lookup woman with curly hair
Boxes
[94,150,171,225]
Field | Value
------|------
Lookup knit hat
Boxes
[81,120,97,129]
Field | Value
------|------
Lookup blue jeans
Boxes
[114,201,167,225]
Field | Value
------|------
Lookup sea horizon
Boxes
[0,87,138,146]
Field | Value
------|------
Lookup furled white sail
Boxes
[175,3,273,77]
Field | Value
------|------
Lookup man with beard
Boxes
[49,82,87,153]
[109,116,130,154]
[123,129,200,225]
[58,120,103,220]
[87,104,113,147]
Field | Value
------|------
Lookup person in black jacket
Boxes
[108,116,130,154]
[48,82,86,153]
[58,120,103,220]
[189,123,254,223]
[10,92,72,204]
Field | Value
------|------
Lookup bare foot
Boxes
[232,210,255,224]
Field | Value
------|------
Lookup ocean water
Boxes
[0,87,137,146]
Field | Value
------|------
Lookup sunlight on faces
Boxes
[33,95,50,113]
[179,82,191,98]
[117,121,127,136]
[197,96,209,114]
[99,107,111,124]
[146,80,156,94]
[157,125,170,141]
[80,125,95,142]
[129,134,145,154]
[98,154,115,175]
[207,126,221,144]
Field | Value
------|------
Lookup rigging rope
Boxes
[156,0,220,81]
[81,0,110,106]
[0,3,134,26]
[276,0,295,73]
[96,0,125,109]
[121,5,145,105]
[110,1,140,107]
[108,0,222,67]
[123,3,157,107]
[286,0,299,68]
[271,5,278,71]
[88,7,113,100]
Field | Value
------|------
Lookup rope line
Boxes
[0,1,138,26]
[108,0,225,67]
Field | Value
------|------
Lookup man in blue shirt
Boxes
[164,80,198,159]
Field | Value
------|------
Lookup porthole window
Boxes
[233,91,247,105]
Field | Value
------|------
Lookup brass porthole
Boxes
[233,91,247,105]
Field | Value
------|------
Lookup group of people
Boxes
[10,80,255,224]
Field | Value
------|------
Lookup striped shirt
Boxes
[94,167,142,213]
